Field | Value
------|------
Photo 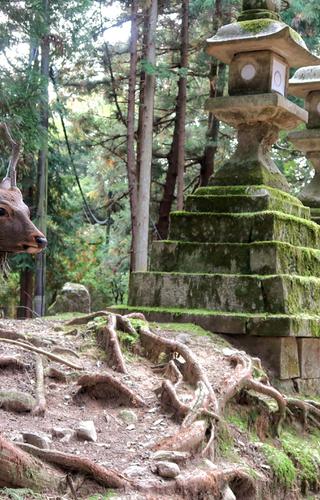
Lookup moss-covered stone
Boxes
[112,305,320,338]
[150,240,320,278]
[169,211,320,249]
[185,192,310,219]
[194,185,306,207]
[129,271,320,315]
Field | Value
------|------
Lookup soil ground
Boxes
[0,315,304,499]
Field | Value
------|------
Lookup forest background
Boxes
[0,0,319,318]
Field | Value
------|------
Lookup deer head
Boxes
[0,179,47,254]
[0,123,47,258]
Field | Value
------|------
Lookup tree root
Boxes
[0,338,83,370]
[32,354,46,416]
[153,420,208,454]
[0,435,64,490]
[77,373,146,407]
[45,365,69,382]
[0,356,28,370]
[66,310,146,327]
[17,442,130,489]
[101,314,127,373]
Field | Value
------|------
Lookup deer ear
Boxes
[0,177,11,190]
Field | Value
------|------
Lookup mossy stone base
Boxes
[128,182,320,376]
[186,186,309,219]
[129,272,320,315]
[150,241,320,277]
[169,211,320,248]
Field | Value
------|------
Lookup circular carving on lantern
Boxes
[273,70,282,88]
[240,64,257,81]
[316,102,320,115]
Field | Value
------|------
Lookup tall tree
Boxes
[126,0,139,272]
[134,0,158,271]
[34,0,50,317]
[156,0,190,238]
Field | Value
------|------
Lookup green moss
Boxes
[216,421,235,458]
[227,413,248,432]
[289,27,304,45]
[0,489,42,500]
[195,185,304,206]
[281,431,320,487]
[117,329,139,349]
[262,444,296,488]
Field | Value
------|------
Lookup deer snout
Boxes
[35,236,47,249]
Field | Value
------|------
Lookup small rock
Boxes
[222,486,236,500]
[156,461,180,479]
[52,427,74,439]
[118,409,138,424]
[152,450,190,463]
[127,424,136,431]
[124,465,146,477]
[22,431,51,449]
[76,420,97,442]
[176,334,191,344]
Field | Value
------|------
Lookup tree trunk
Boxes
[127,0,139,272]
[156,0,189,239]
[34,0,49,316]
[0,435,62,491]
[134,0,158,271]
[17,269,34,319]
[199,0,225,187]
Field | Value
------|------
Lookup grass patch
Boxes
[262,444,296,489]
[0,489,42,500]
[281,431,320,488]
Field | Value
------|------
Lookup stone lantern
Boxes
[288,67,320,223]
[205,0,319,191]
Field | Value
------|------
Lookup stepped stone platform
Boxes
[127,185,320,385]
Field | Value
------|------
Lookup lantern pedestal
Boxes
[205,93,307,191]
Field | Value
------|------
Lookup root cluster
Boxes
[0,312,318,498]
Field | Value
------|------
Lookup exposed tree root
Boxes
[17,442,130,489]
[51,347,80,359]
[1,311,318,499]
[45,365,69,382]
[0,338,83,370]
[77,373,146,407]
[32,354,46,416]
[153,420,208,454]
[101,314,128,373]
[0,390,35,412]
[0,356,28,370]
[0,435,64,490]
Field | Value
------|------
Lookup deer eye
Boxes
[0,208,7,216]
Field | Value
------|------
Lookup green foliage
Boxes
[281,431,320,488]
[0,488,42,499]
[262,443,296,489]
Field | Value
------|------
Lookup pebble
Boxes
[118,409,138,424]
[76,420,97,442]
[222,486,236,500]
[156,461,180,479]
[152,450,190,463]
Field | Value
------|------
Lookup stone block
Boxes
[169,211,320,248]
[130,272,320,315]
[227,335,300,379]
[294,378,320,396]
[297,338,320,378]
[185,191,309,219]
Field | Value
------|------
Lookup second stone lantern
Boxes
[288,67,320,223]
[205,0,319,191]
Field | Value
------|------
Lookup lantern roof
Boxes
[289,66,320,98]
[206,20,320,68]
